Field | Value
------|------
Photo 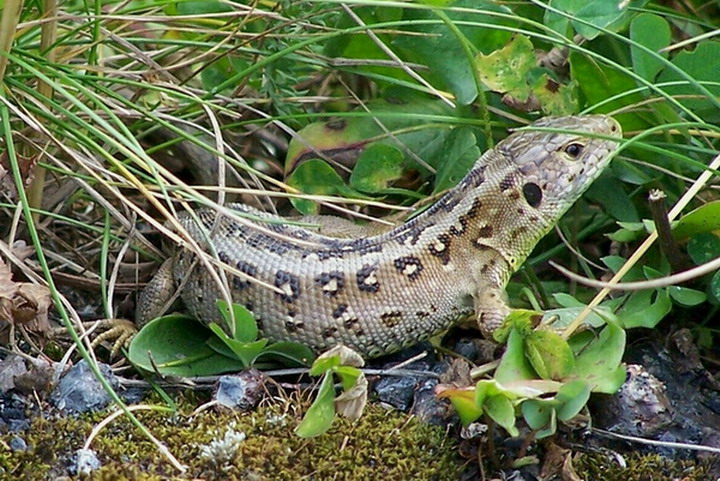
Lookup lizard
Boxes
[134,115,622,358]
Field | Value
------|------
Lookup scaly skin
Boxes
[137,115,622,357]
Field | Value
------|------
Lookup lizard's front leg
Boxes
[474,286,511,339]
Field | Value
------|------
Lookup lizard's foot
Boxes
[83,319,138,359]
[50,318,138,359]
[89,319,138,359]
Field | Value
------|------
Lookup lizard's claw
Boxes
[89,319,138,359]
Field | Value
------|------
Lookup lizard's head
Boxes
[496,114,622,223]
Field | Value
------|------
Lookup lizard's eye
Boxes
[564,143,584,158]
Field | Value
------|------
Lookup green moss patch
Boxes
[1,397,465,480]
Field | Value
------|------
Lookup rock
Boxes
[0,355,28,393]
[68,449,101,476]
[50,360,119,414]
[215,370,265,411]
[9,435,27,451]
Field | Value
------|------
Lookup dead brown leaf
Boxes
[0,257,53,342]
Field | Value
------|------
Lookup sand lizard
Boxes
[136,115,622,357]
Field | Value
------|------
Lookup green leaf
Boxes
[128,315,242,376]
[630,13,670,82]
[495,328,538,383]
[555,380,591,421]
[485,395,518,437]
[585,177,639,222]
[673,201,720,240]
[522,399,554,431]
[309,355,342,376]
[432,127,480,193]
[710,271,720,304]
[216,301,258,342]
[333,365,363,391]
[209,322,269,367]
[545,0,650,41]
[476,35,536,102]
[687,232,720,266]
[620,289,671,329]
[524,330,576,381]
[573,322,626,394]
[349,143,405,193]
[440,387,484,426]
[254,342,316,368]
[668,286,706,307]
[569,51,647,130]
[394,0,515,105]
[657,41,720,113]
[286,159,361,215]
[295,372,337,438]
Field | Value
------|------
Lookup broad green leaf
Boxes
[630,14,670,82]
[209,322,268,367]
[657,41,720,113]
[569,52,648,130]
[432,127,480,193]
[522,399,555,431]
[687,232,720,265]
[476,35,536,102]
[545,0,650,41]
[573,323,626,394]
[285,118,380,174]
[495,328,537,383]
[333,365,363,391]
[395,0,515,105]
[674,201,720,240]
[522,400,557,439]
[531,74,578,115]
[555,380,591,421]
[309,355,342,376]
[524,330,575,381]
[485,395,518,437]
[296,372,337,438]
[349,143,405,193]
[585,177,639,222]
[620,289,671,329]
[668,286,706,307]
[216,301,258,342]
[128,315,242,376]
[710,271,720,304]
[286,159,361,215]
[438,387,484,426]
[254,342,316,368]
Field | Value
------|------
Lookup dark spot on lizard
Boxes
[285,320,305,333]
[274,270,301,303]
[510,227,528,240]
[477,225,493,238]
[428,233,452,265]
[332,304,348,319]
[344,317,360,330]
[393,256,424,280]
[315,271,345,297]
[523,182,543,208]
[380,311,403,328]
[232,261,258,291]
[416,311,430,319]
[500,173,515,191]
[357,264,380,293]
[323,326,338,338]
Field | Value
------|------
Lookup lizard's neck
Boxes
[385,155,554,272]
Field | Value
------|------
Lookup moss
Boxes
[1,395,465,480]
[574,452,712,481]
